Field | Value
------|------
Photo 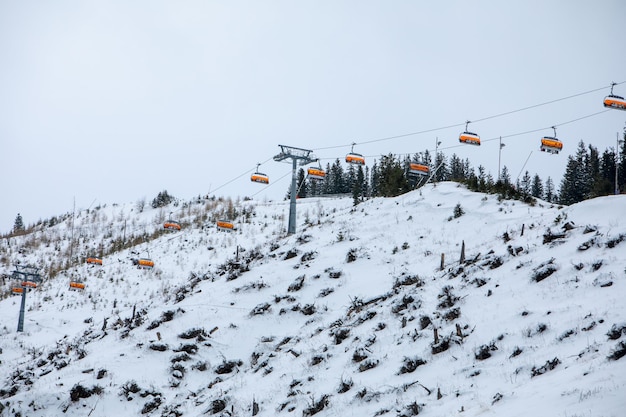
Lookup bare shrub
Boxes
[70,384,102,402]
[531,357,560,377]
[398,356,427,374]
[532,259,558,282]
[608,341,626,361]
[288,275,305,292]
[303,395,330,417]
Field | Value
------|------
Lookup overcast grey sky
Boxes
[1,1,625,233]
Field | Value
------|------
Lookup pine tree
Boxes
[363,165,371,198]
[321,162,333,195]
[520,171,532,196]
[296,168,307,198]
[500,166,511,186]
[586,144,603,198]
[370,162,379,197]
[345,164,356,195]
[531,174,544,199]
[559,141,589,204]
[13,213,25,233]
[477,165,487,192]
[329,159,345,194]
[422,150,433,169]
[151,190,174,208]
[449,154,465,181]
[544,177,555,202]
[352,165,365,204]
[377,154,408,197]
[619,132,626,193]
[433,153,449,182]
[598,149,615,196]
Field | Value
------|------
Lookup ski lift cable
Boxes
[311,81,625,152]
[374,108,612,159]
[207,83,623,200]
[484,109,611,143]
[200,156,275,197]
[64,106,614,245]
[471,84,618,124]
[187,84,621,210]
[248,169,292,198]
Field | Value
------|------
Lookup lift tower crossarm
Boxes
[11,265,43,332]
[273,145,317,163]
[273,145,318,235]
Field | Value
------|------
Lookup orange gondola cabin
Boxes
[540,127,563,154]
[22,280,38,289]
[346,152,365,165]
[346,143,365,165]
[603,82,626,111]
[409,163,429,176]
[69,281,85,290]
[540,137,563,154]
[307,166,326,181]
[604,95,626,110]
[86,257,103,266]
[164,220,181,231]
[459,131,481,146]
[12,287,23,295]
[251,163,269,184]
[459,121,481,146]
[251,172,269,184]
[132,258,155,269]
[216,219,236,231]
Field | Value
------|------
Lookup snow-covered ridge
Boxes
[1,182,625,417]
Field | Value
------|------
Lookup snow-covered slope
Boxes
[1,183,625,417]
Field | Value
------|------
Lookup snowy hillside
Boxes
[1,182,625,417]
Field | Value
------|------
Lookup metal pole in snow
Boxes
[616,132,620,196]
[498,137,502,182]
[288,158,297,235]
[273,145,317,235]
[17,289,26,332]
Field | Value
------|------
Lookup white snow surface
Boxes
[1,182,625,417]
